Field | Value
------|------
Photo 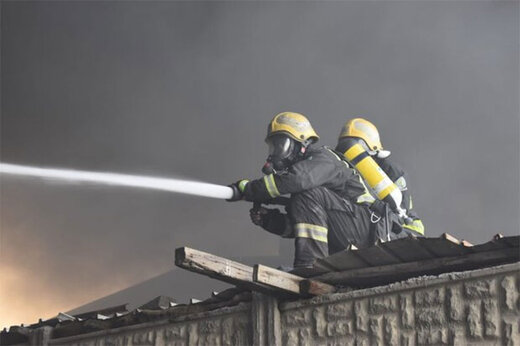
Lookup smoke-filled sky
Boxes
[1,1,518,329]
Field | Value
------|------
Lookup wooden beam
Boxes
[253,264,302,294]
[175,247,252,282]
[441,232,461,244]
[175,247,298,297]
[300,279,337,296]
[442,232,473,247]
[253,264,335,296]
[310,247,519,287]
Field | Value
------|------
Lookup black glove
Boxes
[226,179,249,202]
[249,206,269,226]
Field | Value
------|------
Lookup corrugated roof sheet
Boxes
[308,233,519,287]
[0,289,250,345]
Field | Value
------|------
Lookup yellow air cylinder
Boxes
[343,143,403,212]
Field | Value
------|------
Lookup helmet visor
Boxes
[267,135,293,159]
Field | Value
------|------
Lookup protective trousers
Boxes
[289,187,377,267]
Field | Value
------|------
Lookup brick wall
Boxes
[16,262,519,346]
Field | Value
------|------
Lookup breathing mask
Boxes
[262,134,301,174]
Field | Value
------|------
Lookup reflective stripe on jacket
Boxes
[243,146,366,203]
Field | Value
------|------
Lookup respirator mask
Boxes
[262,134,300,175]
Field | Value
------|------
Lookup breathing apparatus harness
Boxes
[336,137,414,241]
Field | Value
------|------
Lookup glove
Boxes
[249,206,269,226]
[226,179,249,202]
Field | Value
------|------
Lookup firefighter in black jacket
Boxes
[227,112,378,268]
[335,118,425,238]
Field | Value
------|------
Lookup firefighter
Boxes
[227,112,377,269]
[335,117,425,238]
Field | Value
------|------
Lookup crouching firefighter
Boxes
[335,117,425,239]
[227,112,380,269]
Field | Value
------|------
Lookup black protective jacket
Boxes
[242,146,365,203]
[242,146,367,237]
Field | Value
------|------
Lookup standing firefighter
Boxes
[335,118,425,238]
[227,112,378,269]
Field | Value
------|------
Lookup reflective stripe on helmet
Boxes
[402,219,425,235]
[294,223,328,243]
[263,174,280,198]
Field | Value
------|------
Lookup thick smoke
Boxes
[1,1,518,327]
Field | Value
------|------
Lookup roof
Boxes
[0,288,251,346]
[67,253,290,316]
[1,233,518,345]
[305,233,519,287]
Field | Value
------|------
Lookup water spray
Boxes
[0,163,234,200]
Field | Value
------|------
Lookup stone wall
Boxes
[280,262,519,346]
[14,262,519,346]
[47,305,251,346]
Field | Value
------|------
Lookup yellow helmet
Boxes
[339,117,383,151]
[266,112,319,144]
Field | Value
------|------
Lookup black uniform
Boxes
[242,146,376,267]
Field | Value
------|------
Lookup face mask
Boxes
[262,135,296,174]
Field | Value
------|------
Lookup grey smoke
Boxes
[1,1,518,327]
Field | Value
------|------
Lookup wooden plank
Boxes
[460,240,473,247]
[305,261,333,276]
[472,235,511,252]
[416,235,472,258]
[471,241,508,252]
[253,264,335,296]
[175,247,297,297]
[442,233,473,247]
[289,266,328,278]
[312,247,520,287]
[352,244,402,267]
[300,279,337,296]
[442,232,461,244]
[473,236,520,252]
[253,264,303,294]
[503,236,520,247]
[381,237,437,262]
[317,245,370,271]
[175,247,253,281]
